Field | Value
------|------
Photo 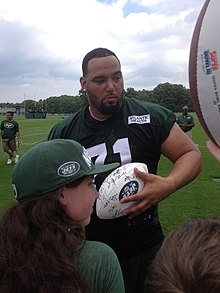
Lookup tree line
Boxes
[0,82,193,114]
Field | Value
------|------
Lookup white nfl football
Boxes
[189,0,220,147]
[96,162,148,219]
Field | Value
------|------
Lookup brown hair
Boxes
[0,189,88,292]
[145,218,220,293]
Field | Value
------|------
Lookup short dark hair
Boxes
[82,47,120,76]
[145,218,220,293]
[6,111,14,116]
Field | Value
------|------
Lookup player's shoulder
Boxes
[56,114,76,127]
[124,97,175,117]
[48,111,81,139]
[124,97,168,111]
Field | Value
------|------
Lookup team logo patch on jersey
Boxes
[4,122,14,129]
[57,161,80,177]
[128,115,150,124]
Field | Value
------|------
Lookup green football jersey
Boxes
[176,114,195,132]
[48,97,176,257]
[0,120,19,140]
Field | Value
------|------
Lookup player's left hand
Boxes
[121,167,176,217]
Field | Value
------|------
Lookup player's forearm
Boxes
[16,132,20,141]
[166,148,202,192]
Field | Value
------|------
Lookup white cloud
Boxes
[0,0,205,102]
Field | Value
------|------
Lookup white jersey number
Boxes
[86,137,131,166]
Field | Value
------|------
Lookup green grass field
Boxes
[0,113,219,236]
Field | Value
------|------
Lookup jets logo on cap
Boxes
[58,161,80,177]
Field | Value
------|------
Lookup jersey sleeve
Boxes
[140,101,176,145]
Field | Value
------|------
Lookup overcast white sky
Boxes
[0,0,205,103]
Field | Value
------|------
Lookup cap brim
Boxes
[87,162,120,175]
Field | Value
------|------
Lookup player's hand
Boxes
[121,168,176,217]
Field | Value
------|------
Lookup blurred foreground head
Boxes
[145,217,220,293]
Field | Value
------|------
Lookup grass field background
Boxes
[0,113,219,236]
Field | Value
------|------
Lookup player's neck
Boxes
[88,106,111,121]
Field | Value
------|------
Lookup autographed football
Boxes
[96,162,148,219]
[189,0,220,147]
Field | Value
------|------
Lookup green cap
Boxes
[12,139,119,201]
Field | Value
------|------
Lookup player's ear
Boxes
[80,76,86,91]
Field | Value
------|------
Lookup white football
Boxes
[189,0,220,147]
[96,162,148,219]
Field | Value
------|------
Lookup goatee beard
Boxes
[99,98,123,115]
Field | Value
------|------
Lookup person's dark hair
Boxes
[0,188,88,293]
[6,111,14,116]
[145,217,220,293]
[82,47,120,76]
